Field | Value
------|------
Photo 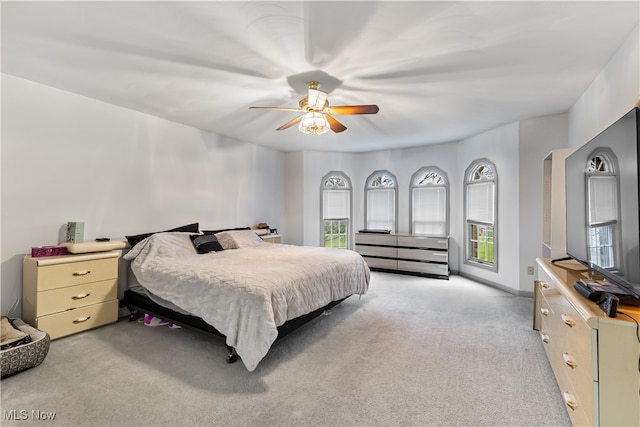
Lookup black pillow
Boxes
[190,234,224,254]
[126,223,200,248]
[201,226,250,235]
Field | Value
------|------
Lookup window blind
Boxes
[467,181,494,224]
[413,187,446,235]
[323,190,350,219]
[367,189,395,231]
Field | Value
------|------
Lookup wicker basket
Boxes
[1,319,50,378]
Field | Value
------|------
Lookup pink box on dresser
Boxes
[31,246,68,258]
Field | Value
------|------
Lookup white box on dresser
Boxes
[23,251,120,340]
[534,258,640,426]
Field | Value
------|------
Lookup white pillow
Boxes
[124,231,197,262]
[215,230,266,249]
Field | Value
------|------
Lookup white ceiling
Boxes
[2,1,638,153]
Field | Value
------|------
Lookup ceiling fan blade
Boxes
[327,105,379,115]
[325,114,347,133]
[276,115,303,131]
[249,106,303,112]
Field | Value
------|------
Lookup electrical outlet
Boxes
[527,266,535,275]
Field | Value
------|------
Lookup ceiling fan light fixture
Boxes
[307,89,328,110]
[298,112,330,135]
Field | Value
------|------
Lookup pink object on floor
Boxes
[143,314,181,328]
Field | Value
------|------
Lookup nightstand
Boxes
[262,234,281,243]
[22,251,119,340]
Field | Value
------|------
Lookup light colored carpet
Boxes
[1,272,570,426]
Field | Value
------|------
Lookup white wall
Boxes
[284,150,363,247]
[569,24,640,147]
[1,75,285,315]
[519,114,569,290]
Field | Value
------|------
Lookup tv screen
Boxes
[565,107,640,298]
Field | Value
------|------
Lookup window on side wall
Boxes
[365,170,397,233]
[464,159,497,271]
[321,172,352,249]
[410,166,449,236]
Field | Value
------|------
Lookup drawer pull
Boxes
[563,392,578,411]
[561,314,576,327]
[541,282,550,289]
[72,316,92,324]
[540,308,550,316]
[563,353,577,369]
[541,334,550,344]
[72,270,91,277]
[72,293,91,300]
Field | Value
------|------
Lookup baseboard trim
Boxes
[456,271,533,298]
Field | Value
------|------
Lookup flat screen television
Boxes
[565,107,640,298]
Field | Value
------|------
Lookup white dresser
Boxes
[534,258,640,426]
[23,251,119,339]
[354,233,449,278]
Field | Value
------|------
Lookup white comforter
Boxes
[124,232,370,371]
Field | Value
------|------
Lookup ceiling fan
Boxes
[249,81,379,135]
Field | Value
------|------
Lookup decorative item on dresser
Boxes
[533,258,640,426]
[22,250,120,340]
[354,232,449,279]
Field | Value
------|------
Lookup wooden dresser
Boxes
[355,233,449,278]
[23,251,119,339]
[534,258,640,426]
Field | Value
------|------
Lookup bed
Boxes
[122,229,370,371]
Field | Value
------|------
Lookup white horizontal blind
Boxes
[367,189,395,232]
[588,175,618,225]
[467,181,494,224]
[323,190,350,219]
[413,187,446,235]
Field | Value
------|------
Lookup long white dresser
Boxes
[354,233,449,279]
[534,258,640,426]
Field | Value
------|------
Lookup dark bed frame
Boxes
[123,290,349,364]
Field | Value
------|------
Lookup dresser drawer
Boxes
[548,299,594,406]
[36,279,117,316]
[397,236,448,250]
[397,260,448,276]
[36,299,118,339]
[355,233,395,246]
[561,385,593,427]
[356,245,397,258]
[362,257,398,270]
[559,350,594,418]
[397,248,448,263]
[36,257,118,291]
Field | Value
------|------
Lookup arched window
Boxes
[410,167,449,235]
[321,172,352,248]
[365,170,397,233]
[464,159,497,270]
[585,148,620,270]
